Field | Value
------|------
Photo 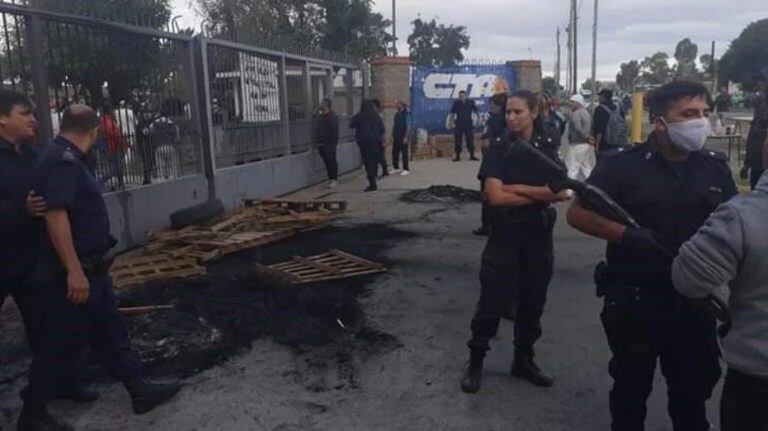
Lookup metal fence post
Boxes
[26,12,53,142]
[362,62,371,100]
[279,56,290,155]
[303,61,313,119]
[346,68,354,116]
[193,36,218,199]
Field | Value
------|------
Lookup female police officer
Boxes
[461,90,568,393]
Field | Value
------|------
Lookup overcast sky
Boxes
[171,0,766,82]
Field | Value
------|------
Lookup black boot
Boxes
[511,351,553,387]
[472,226,489,236]
[124,378,181,415]
[17,404,73,431]
[460,353,484,393]
[55,383,99,403]
[470,154,479,161]
[452,154,461,162]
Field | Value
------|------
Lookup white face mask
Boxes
[663,117,710,152]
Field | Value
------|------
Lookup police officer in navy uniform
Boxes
[0,90,44,338]
[0,91,99,408]
[474,92,508,236]
[461,90,569,393]
[567,81,738,431]
[19,105,180,431]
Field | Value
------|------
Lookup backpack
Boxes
[601,105,628,148]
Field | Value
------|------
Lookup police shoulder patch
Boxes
[61,148,77,162]
[701,149,728,162]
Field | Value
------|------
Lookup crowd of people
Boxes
[1,67,767,431]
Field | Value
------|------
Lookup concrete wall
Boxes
[105,175,209,250]
[105,141,361,251]
[215,141,361,208]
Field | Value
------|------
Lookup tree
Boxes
[674,38,698,79]
[719,18,768,91]
[616,60,640,92]
[581,78,601,93]
[541,76,562,97]
[3,0,174,106]
[407,17,470,68]
[640,52,672,85]
[198,0,392,60]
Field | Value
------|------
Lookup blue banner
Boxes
[410,64,516,133]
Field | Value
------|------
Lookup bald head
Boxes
[60,104,100,135]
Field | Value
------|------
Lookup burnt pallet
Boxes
[266,249,385,284]
[191,229,297,257]
[243,199,348,213]
[111,258,206,290]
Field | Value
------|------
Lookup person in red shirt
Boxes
[100,103,126,189]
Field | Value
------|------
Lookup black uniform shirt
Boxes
[483,128,565,226]
[0,138,40,277]
[315,111,339,146]
[451,99,478,127]
[32,137,113,260]
[746,96,768,169]
[587,134,737,285]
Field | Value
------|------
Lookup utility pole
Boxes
[556,27,561,95]
[711,41,717,94]
[591,0,598,102]
[572,0,579,94]
[392,0,398,56]
[566,23,572,95]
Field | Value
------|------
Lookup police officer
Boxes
[474,92,508,236]
[0,91,99,408]
[461,90,568,393]
[19,105,180,431]
[745,67,768,190]
[567,81,737,431]
[450,90,479,161]
[0,90,44,338]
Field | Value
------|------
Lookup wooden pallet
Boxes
[243,199,347,213]
[192,229,296,257]
[111,258,206,289]
[266,249,385,284]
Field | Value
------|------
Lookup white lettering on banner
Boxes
[239,52,281,123]
[423,73,502,99]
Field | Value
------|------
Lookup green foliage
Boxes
[407,17,470,68]
[719,18,768,91]
[674,38,698,79]
[640,52,672,85]
[616,60,640,92]
[198,0,392,60]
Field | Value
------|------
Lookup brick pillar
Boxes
[509,60,543,92]
[371,57,411,149]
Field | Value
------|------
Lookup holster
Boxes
[594,261,612,298]
[80,255,114,276]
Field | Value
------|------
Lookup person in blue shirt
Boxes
[19,105,180,431]
[567,81,737,431]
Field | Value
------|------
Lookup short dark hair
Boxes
[647,81,712,120]
[490,92,508,108]
[0,90,33,116]
[321,98,332,107]
[59,104,100,134]
[459,90,467,96]
[599,89,613,99]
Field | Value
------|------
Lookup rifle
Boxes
[517,141,732,336]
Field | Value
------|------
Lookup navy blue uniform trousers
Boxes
[22,273,141,405]
[468,211,555,355]
[601,298,721,431]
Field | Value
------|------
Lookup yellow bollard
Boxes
[630,91,644,144]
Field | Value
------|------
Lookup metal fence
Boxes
[0,1,365,191]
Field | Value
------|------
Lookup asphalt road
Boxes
[0,157,723,430]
